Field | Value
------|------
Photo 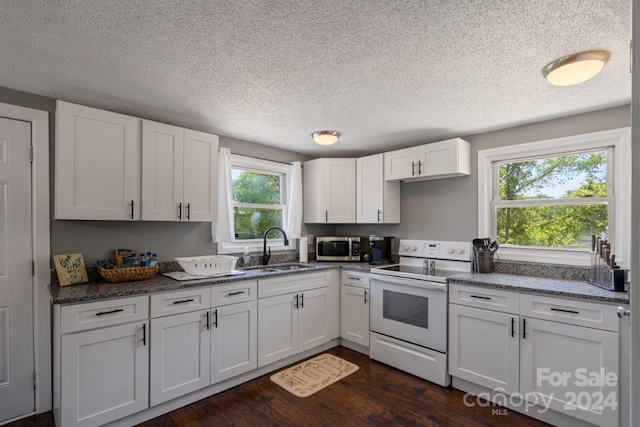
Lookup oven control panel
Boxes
[398,240,472,261]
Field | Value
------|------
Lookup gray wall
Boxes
[0,85,629,263]
[336,105,631,242]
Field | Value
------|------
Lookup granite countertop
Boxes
[49,261,379,305]
[448,272,629,304]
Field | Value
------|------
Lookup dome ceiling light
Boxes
[542,50,611,86]
[312,130,341,146]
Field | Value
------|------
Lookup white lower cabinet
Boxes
[258,287,329,367]
[150,310,211,406]
[448,284,622,427]
[449,304,519,395]
[520,317,619,427]
[210,300,257,383]
[340,285,370,347]
[60,321,149,427]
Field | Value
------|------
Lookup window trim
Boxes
[217,155,297,254]
[478,128,631,267]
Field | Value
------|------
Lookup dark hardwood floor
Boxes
[9,346,548,426]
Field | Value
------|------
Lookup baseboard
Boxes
[106,339,341,426]
[339,339,369,356]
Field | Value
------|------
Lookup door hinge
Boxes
[29,146,33,163]
[32,260,35,276]
[33,371,36,388]
[630,40,633,74]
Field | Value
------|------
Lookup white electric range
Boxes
[369,239,472,386]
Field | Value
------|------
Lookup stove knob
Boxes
[402,245,409,251]
[447,248,455,254]
[456,248,465,254]
[410,246,417,252]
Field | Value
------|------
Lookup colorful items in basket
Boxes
[96,249,160,283]
[114,248,139,268]
[140,252,158,267]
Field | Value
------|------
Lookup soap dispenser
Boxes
[242,247,251,267]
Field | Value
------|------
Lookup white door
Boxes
[141,120,184,221]
[55,101,140,220]
[384,147,417,181]
[60,321,149,427]
[150,310,210,406]
[183,129,218,222]
[448,304,519,394]
[323,158,355,223]
[210,301,257,384]
[298,288,329,352]
[341,285,370,347]
[357,154,383,223]
[258,293,298,367]
[0,117,34,422]
[520,317,619,427]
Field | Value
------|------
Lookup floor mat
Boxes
[270,353,359,397]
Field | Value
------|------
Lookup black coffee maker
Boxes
[366,235,392,265]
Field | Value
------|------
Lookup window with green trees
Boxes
[232,167,284,240]
[495,149,610,249]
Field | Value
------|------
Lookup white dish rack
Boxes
[175,255,238,276]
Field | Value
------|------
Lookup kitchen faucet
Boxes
[262,226,289,265]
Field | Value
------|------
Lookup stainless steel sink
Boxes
[243,263,316,273]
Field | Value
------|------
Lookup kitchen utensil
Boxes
[489,241,499,253]
[472,238,487,249]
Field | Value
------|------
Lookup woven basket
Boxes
[98,265,159,283]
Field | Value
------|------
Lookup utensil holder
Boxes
[473,249,494,273]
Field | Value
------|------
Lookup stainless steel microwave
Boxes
[316,237,361,261]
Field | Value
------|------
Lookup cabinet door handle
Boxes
[96,308,124,316]
[131,200,135,219]
[347,275,361,281]
[227,291,245,296]
[204,311,210,330]
[364,290,368,304]
[325,210,328,223]
[377,209,381,223]
[470,295,491,300]
[178,202,182,220]
[411,162,416,176]
[212,309,218,328]
[294,294,299,309]
[173,299,195,305]
[550,308,579,314]
[522,318,526,339]
[511,317,515,338]
[418,161,423,175]
[141,323,146,346]
[186,203,191,220]
[300,293,304,308]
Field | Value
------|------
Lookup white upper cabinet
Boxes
[55,101,141,220]
[142,120,184,221]
[384,138,470,182]
[142,121,218,221]
[183,129,219,222]
[303,158,356,223]
[356,153,399,223]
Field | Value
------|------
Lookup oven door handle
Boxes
[370,274,447,291]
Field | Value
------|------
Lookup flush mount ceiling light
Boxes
[312,130,341,146]
[542,50,611,86]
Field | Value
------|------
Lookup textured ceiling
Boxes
[0,0,631,156]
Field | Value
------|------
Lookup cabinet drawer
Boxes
[211,280,257,306]
[341,270,370,288]
[449,284,519,314]
[150,288,211,318]
[520,294,620,332]
[259,271,330,298]
[61,296,149,333]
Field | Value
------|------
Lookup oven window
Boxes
[382,290,429,329]
[318,241,349,257]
